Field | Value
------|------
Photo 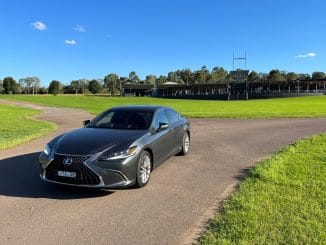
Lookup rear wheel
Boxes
[179,132,190,155]
[135,151,152,188]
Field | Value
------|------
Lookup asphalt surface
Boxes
[0,99,326,245]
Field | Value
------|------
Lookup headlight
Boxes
[43,144,51,156]
[98,146,137,161]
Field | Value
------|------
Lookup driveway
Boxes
[1,99,326,244]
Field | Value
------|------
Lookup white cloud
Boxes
[295,52,316,58]
[31,21,47,31]
[65,40,77,45]
[73,25,85,32]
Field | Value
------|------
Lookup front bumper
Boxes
[39,152,139,188]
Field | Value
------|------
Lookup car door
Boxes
[164,109,184,153]
[150,110,175,166]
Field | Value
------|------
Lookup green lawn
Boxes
[200,134,326,244]
[0,94,326,118]
[0,104,56,150]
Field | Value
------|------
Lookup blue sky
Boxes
[0,0,325,86]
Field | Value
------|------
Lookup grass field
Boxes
[199,134,326,244]
[0,104,56,150]
[0,94,326,118]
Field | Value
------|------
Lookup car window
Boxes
[164,109,179,124]
[89,110,153,130]
[94,111,114,125]
[153,110,169,129]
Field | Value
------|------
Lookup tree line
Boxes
[1,68,325,95]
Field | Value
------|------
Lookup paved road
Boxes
[1,99,326,245]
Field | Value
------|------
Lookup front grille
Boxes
[45,154,100,185]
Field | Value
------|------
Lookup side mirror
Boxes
[83,120,91,126]
[158,122,169,131]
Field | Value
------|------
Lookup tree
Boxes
[129,71,140,83]
[312,71,326,80]
[77,79,89,94]
[31,77,41,94]
[268,70,284,83]
[71,80,80,95]
[15,82,23,94]
[3,77,18,94]
[19,78,32,94]
[104,73,119,96]
[48,80,61,95]
[118,77,128,95]
[194,66,209,84]
[145,75,156,85]
[175,70,184,84]
[63,85,73,94]
[19,77,41,94]
[70,79,91,94]
[181,69,193,85]
[88,79,101,94]
[297,73,311,80]
[119,77,129,85]
[156,75,167,85]
[167,71,178,82]
[209,66,228,83]
[248,71,259,83]
[0,79,3,93]
[267,69,286,93]
[38,87,48,94]
[280,70,288,82]
[286,72,297,81]
[257,72,268,82]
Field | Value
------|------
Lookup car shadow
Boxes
[0,152,113,199]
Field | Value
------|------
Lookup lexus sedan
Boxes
[39,105,190,188]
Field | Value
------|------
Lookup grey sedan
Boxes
[39,105,190,188]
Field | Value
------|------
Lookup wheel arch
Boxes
[186,130,190,139]
[143,147,154,171]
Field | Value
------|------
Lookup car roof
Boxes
[109,105,169,112]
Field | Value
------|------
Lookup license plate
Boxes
[57,171,76,178]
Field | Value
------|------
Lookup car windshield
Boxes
[88,110,153,130]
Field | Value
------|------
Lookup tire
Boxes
[179,132,190,156]
[135,151,152,188]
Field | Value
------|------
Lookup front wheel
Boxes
[135,151,152,188]
[179,132,190,156]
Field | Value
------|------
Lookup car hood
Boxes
[54,128,147,155]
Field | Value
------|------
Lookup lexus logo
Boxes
[63,157,73,166]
